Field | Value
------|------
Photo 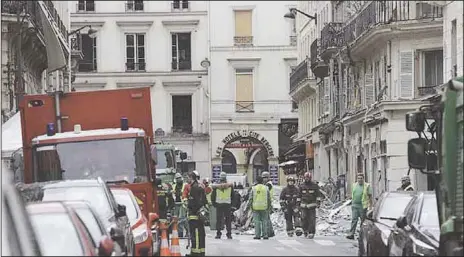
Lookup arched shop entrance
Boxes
[212,130,278,185]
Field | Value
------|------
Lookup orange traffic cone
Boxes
[170,216,181,256]
[160,221,171,257]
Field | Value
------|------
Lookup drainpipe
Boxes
[387,40,392,99]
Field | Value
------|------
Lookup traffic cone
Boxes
[160,221,171,257]
[170,216,181,256]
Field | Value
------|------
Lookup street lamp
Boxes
[284,8,317,24]
[69,25,98,38]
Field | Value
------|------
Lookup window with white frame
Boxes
[125,33,146,71]
[78,34,97,72]
[235,68,254,112]
[171,33,191,71]
[126,0,144,11]
[172,0,189,10]
[77,0,95,12]
[422,50,443,87]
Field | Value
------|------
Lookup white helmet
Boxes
[193,170,200,178]
[175,173,182,179]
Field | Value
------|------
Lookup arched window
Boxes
[221,150,237,174]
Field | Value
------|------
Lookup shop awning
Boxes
[283,140,305,159]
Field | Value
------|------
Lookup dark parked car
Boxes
[65,201,123,256]
[359,191,415,256]
[1,167,42,256]
[17,178,134,256]
[27,201,114,256]
[388,191,439,256]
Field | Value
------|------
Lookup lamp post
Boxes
[284,8,317,24]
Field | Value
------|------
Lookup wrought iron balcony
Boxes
[235,101,254,113]
[126,62,146,72]
[171,60,192,71]
[343,1,443,46]
[234,36,253,46]
[418,86,436,97]
[171,125,193,134]
[310,39,329,78]
[290,59,311,93]
[320,22,344,59]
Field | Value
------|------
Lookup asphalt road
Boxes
[179,228,358,256]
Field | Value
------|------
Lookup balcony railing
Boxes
[343,1,443,46]
[171,60,192,71]
[78,61,97,72]
[320,22,345,51]
[172,1,189,10]
[418,86,436,97]
[235,101,254,112]
[125,2,144,12]
[290,59,309,93]
[44,1,68,39]
[171,125,193,134]
[234,36,253,46]
[126,62,146,72]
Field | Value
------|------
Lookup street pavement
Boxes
[179,228,358,256]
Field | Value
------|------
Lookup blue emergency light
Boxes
[46,123,55,136]
[120,117,129,131]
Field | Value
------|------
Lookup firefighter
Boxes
[173,173,188,238]
[187,171,207,256]
[261,171,275,237]
[248,175,272,240]
[397,175,414,191]
[280,176,303,237]
[156,177,174,220]
[299,172,321,239]
[211,172,235,239]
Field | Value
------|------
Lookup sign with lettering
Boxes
[215,130,274,157]
[212,165,222,183]
[269,165,279,185]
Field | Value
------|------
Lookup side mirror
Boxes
[396,215,407,229]
[405,111,426,132]
[98,235,115,256]
[407,138,427,170]
[148,212,159,226]
[366,210,374,221]
[116,204,127,218]
[109,226,124,241]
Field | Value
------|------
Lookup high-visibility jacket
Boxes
[252,184,269,211]
[352,182,370,209]
[216,187,232,204]
[205,186,212,204]
[174,183,186,202]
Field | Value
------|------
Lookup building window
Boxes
[126,0,144,11]
[423,50,443,87]
[235,68,254,112]
[172,0,189,10]
[78,34,97,72]
[234,10,253,46]
[77,0,95,12]
[451,19,457,77]
[172,95,192,134]
[125,33,145,72]
[171,33,191,71]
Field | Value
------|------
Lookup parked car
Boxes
[1,166,42,256]
[27,201,115,256]
[65,201,123,256]
[110,187,158,256]
[388,191,439,256]
[17,178,135,256]
[359,191,415,256]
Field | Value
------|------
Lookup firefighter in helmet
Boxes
[280,176,303,237]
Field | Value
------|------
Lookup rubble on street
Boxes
[232,185,355,236]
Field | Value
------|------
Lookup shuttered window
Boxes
[235,69,254,112]
[324,77,330,114]
[365,70,374,107]
[400,51,414,98]
[234,10,252,37]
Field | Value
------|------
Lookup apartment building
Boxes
[209,1,298,185]
[71,0,210,176]
[292,1,445,198]
[442,1,463,80]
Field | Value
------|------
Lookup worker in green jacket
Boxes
[261,171,275,237]
[248,175,272,240]
[346,173,372,240]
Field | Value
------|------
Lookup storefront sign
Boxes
[269,165,279,185]
[215,130,274,157]
[212,165,222,183]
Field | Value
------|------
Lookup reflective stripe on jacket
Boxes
[216,187,232,204]
[252,184,269,211]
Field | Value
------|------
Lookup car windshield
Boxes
[111,189,139,224]
[30,213,83,256]
[41,187,113,223]
[33,138,149,183]
[379,195,413,220]
[156,149,175,170]
[420,196,440,240]
[73,207,104,246]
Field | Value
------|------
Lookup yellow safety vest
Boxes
[352,182,370,209]
[252,184,269,211]
[216,187,232,204]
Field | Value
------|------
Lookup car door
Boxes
[361,193,385,255]
[390,196,417,256]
